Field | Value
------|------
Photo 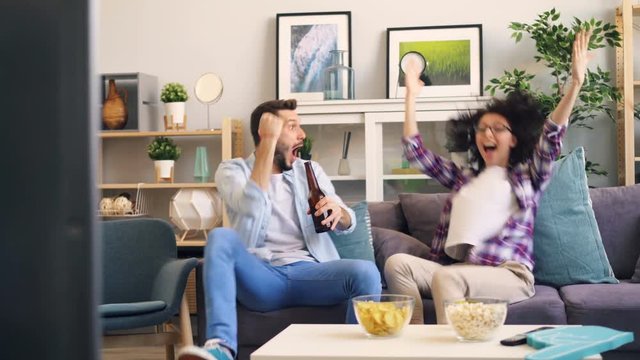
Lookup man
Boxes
[178,99,381,360]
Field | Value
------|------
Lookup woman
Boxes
[385,30,592,324]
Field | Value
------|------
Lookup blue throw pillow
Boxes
[330,201,375,262]
[532,147,618,287]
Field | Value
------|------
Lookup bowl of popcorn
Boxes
[353,294,414,338]
[444,298,508,342]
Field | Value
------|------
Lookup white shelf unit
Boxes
[98,118,243,246]
[616,0,640,185]
[297,97,489,202]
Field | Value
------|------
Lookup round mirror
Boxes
[194,73,223,129]
[400,51,426,75]
[195,73,223,104]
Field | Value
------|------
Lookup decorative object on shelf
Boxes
[276,11,352,101]
[338,131,351,175]
[102,79,128,130]
[194,73,223,130]
[161,82,189,130]
[169,188,223,242]
[98,188,148,218]
[299,136,313,160]
[484,9,621,179]
[194,146,210,182]
[148,136,181,183]
[323,50,354,100]
[386,24,483,99]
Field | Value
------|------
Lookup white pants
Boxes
[384,253,535,324]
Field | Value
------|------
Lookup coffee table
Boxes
[250,324,601,360]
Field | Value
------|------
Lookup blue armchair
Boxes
[100,218,198,359]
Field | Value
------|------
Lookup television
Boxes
[0,0,99,358]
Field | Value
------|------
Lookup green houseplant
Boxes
[299,137,313,160]
[160,82,189,129]
[484,9,621,177]
[148,136,181,182]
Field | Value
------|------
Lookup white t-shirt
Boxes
[264,174,315,266]
[445,166,518,261]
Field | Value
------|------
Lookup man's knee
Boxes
[347,260,381,295]
[206,227,240,255]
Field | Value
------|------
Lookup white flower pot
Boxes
[154,160,175,181]
[164,102,186,124]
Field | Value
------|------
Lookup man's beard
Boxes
[274,143,293,172]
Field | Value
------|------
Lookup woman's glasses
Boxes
[474,123,512,135]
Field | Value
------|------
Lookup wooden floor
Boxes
[102,346,168,360]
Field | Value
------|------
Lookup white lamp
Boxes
[169,189,222,241]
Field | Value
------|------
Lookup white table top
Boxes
[250,324,601,360]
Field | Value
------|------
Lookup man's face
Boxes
[273,109,305,172]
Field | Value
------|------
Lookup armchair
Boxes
[100,218,198,359]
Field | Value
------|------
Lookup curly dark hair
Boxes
[446,91,546,172]
[250,99,297,146]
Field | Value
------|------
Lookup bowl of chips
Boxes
[353,294,414,337]
[444,298,507,342]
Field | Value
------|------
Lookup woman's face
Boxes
[475,113,517,168]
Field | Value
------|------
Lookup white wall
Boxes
[99,0,624,186]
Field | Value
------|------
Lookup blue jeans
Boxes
[204,228,381,354]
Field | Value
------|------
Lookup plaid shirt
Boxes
[402,119,566,270]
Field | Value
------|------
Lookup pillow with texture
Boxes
[330,202,375,262]
[398,193,448,248]
[371,226,432,285]
[633,258,640,283]
[532,147,618,287]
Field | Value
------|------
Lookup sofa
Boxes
[197,185,640,360]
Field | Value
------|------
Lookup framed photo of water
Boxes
[276,11,352,101]
[386,24,483,99]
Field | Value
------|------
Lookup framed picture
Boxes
[386,24,482,99]
[276,11,352,101]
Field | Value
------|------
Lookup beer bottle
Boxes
[304,161,332,233]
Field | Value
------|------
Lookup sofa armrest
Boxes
[372,226,431,285]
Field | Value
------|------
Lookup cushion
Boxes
[398,193,448,247]
[371,226,431,286]
[633,258,640,283]
[588,185,640,280]
[532,147,618,287]
[330,202,375,262]
[98,300,166,318]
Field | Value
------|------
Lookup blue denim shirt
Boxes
[214,154,356,263]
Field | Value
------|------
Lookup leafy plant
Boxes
[299,137,313,160]
[484,8,621,177]
[148,136,181,161]
[160,82,189,103]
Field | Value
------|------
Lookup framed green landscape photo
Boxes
[386,24,482,99]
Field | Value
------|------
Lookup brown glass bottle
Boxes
[304,161,332,233]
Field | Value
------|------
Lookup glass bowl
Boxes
[353,294,414,337]
[444,297,508,342]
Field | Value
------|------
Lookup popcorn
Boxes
[445,299,507,341]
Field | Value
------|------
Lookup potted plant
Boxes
[484,9,621,179]
[161,82,189,129]
[148,136,181,182]
[299,137,313,160]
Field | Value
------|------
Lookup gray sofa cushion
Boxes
[560,282,640,351]
[368,200,408,233]
[398,193,448,247]
[371,226,431,286]
[589,185,640,280]
[237,302,347,347]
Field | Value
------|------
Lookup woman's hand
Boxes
[571,29,594,87]
[404,57,425,98]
